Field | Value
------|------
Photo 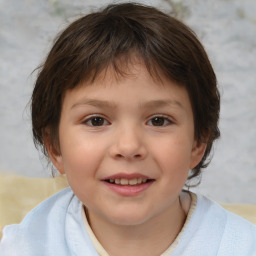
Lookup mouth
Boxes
[102,174,155,196]
[105,178,154,186]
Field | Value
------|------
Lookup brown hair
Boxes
[31,2,220,182]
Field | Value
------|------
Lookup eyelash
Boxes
[146,115,173,127]
[82,115,173,127]
[82,115,110,127]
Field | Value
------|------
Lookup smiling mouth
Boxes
[105,178,154,186]
[103,175,155,196]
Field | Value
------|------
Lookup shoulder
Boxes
[173,193,256,256]
[14,186,75,228]
[196,194,256,230]
[196,194,256,254]
[0,187,77,255]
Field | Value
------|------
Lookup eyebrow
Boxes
[71,99,117,109]
[71,98,184,110]
[139,99,184,110]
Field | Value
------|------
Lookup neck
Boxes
[86,194,189,256]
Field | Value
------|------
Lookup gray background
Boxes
[0,0,255,203]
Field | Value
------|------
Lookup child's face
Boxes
[50,62,205,226]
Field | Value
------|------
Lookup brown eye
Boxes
[84,116,109,126]
[148,116,172,126]
[91,117,105,126]
[151,117,165,126]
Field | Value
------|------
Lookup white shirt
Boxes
[1,187,256,255]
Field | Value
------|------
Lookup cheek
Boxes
[158,143,191,191]
[59,138,103,198]
[153,137,192,189]
[155,137,193,170]
[59,131,105,175]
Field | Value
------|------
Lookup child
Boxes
[0,2,255,256]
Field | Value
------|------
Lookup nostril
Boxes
[114,153,141,159]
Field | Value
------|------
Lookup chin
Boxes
[106,211,152,226]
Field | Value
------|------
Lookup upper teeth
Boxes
[109,178,147,185]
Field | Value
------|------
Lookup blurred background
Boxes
[0,0,255,203]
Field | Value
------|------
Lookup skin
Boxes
[47,62,206,256]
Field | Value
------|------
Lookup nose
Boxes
[109,126,147,160]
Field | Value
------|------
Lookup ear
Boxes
[43,133,65,174]
[189,140,207,169]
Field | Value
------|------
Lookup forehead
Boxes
[77,53,179,87]
[76,55,184,91]
[62,62,192,114]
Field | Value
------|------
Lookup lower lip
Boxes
[103,181,154,196]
